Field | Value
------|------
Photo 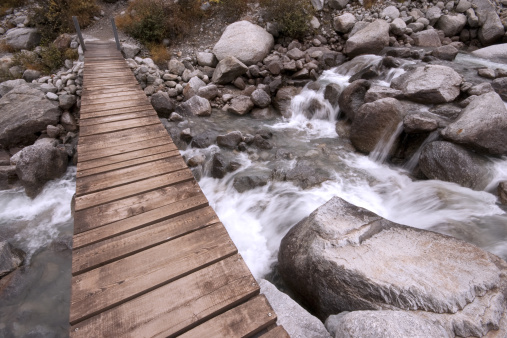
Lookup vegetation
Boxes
[259,0,314,40]
[0,0,25,17]
[10,44,72,74]
[147,43,171,66]
[30,0,99,44]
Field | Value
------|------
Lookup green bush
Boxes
[12,44,65,74]
[260,0,313,40]
[30,0,99,44]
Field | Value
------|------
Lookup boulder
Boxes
[121,43,140,59]
[211,153,227,179]
[381,6,400,20]
[5,28,40,50]
[492,77,507,101]
[197,84,219,100]
[0,84,60,147]
[212,56,248,84]
[227,95,254,115]
[472,0,504,45]
[364,85,403,103]
[285,160,329,189]
[0,79,26,97]
[53,33,72,50]
[0,241,25,278]
[278,196,507,337]
[403,114,438,133]
[456,0,472,12]
[471,44,507,63]
[324,84,341,108]
[328,0,348,10]
[432,45,459,61]
[183,76,206,100]
[22,69,41,82]
[217,131,243,149]
[338,80,370,121]
[190,131,217,148]
[251,89,271,108]
[233,174,269,193]
[426,6,442,25]
[60,111,77,132]
[499,182,507,205]
[58,94,76,110]
[273,87,301,118]
[389,18,406,35]
[411,29,442,47]
[350,98,403,153]
[419,141,492,190]
[15,140,68,198]
[213,21,274,66]
[177,95,211,117]
[343,20,390,57]
[168,59,185,76]
[391,65,461,104]
[259,279,332,338]
[437,14,467,37]
[333,13,356,33]
[196,52,218,67]
[151,92,175,117]
[441,92,507,155]
[251,107,277,120]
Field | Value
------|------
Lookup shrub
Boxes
[11,44,64,74]
[212,0,249,22]
[259,0,313,40]
[148,44,171,66]
[64,48,79,61]
[40,44,64,71]
[12,50,44,72]
[30,0,99,44]
[0,0,25,17]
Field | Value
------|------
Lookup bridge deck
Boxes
[70,41,287,337]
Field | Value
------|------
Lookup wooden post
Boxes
[72,16,86,51]
[111,18,121,51]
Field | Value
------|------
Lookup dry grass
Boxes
[0,0,25,17]
[148,43,170,66]
[259,0,313,39]
[0,40,15,53]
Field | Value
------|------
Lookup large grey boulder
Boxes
[338,80,370,121]
[492,77,507,101]
[441,92,507,155]
[391,65,461,104]
[472,0,504,45]
[227,95,254,116]
[213,21,274,66]
[411,29,442,47]
[333,13,356,33]
[121,43,140,59]
[343,20,390,57]
[0,85,60,147]
[176,95,211,117]
[0,79,26,97]
[364,85,403,103]
[259,279,331,338]
[211,56,248,84]
[472,44,507,63]
[183,76,206,100]
[419,141,492,190]
[350,98,403,153]
[0,241,25,278]
[426,6,442,25]
[278,196,507,336]
[381,6,400,20]
[15,139,68,198]
[5,28,41,50]
[274,86,301,118]
[151,92,175,117]
[437,14,467,37]
[196,52,218,67]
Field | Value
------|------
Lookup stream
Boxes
[1,52,507,336]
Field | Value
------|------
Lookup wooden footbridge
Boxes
[70,40,288,337]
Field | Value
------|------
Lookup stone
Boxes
[325,311,450,338]
[390,18,407,35]
[0,241,25,278]
[15,140,68,198]
[499,182,507,205]
[278,196,507,338]
[437,14,467,37]
[233,174,269,192]
[478,68,497,79]
[472,0,504,45]
[251,107,276,120]
[403,114,438,133]
[259,279,332,338]
[419,141,492,190]
[408,22,425,33]
[285,160,329,189]
[217,131,243,149]
[432,45,459,61]
[213,21,274,66]
[344,20,390,57]
[310,0,324,10]
[391,65,461,104]
[197,52,218,67]
[197,84,219,100]
[338,80,371,121]
[212,56,248,85]
[187,154,205,167]
[412,29,442,47]
[121,43,140,59]
[468,82,493,96]
[251,89,271,108]
[211,153,227,179]
[274,86,301,118]
[382,6,400,20]
[190,131,217,148]
[0,165,18,190]
[40,83,57,94]
[441,92,507,155]
[227,95,254,116]
[60,111,77,132]
[324,83,341,108]
[492,77,507,101]
[328,0,348,10]
[471,44,507,63]
[310,16,320,30]
[52,33,72,50]
[253,134,273,150]
[151,92,175,117]
[350,98,403,154]
[456,0,472,12]
[58,94,76,110]
[349,21,369,37]
[287,48,305,60]
[46,92,58,101]
[5,28,40,50]
[426,6,442,26]
[168,59,185,76]
[177,95,211,117]
[0,79,26,97]
[364,85,403,103]
[22,69,40,82]
[0,85,60,147]
[183,76,206,100]
[333,13,356,33]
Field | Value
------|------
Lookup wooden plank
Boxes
[81,86,140,96]
[70,254,259,338]
[259,326,291,338]
[72,206,219,274]
[77,143,175,171]
[70,223,236,325]
[74,168,193,211]
[77,150,179,177]
[80,115,161,136]
[79,105,153,120]
[82,80,139,89]
[81,94,147,106]
[74,179,201,233]
[83,90,141,101]
[73,193,209,248]
[179,295,277,338]
[79,99,151,114]
[77,136,170,162]
[76,156,187,196]
[79,110,155,127]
